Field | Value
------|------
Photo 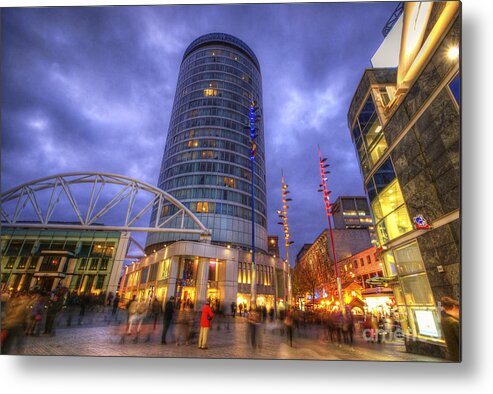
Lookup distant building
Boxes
[0,227,129,296]
[295,243,312,266]
[347,2,460,358]
[337,246,393,316]
[331,196,373,229]
[295,228,372,309]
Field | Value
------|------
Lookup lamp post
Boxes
[277,173,294,311]
[317,147,345,315]
[249,100,259,307]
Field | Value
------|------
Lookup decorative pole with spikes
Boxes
[317,146,345,315]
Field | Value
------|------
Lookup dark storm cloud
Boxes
[1,1,397,263]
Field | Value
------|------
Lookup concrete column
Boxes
[195,257,210,311]
[106,231,130,295]
[163,256,180,308]
[218,259,239,314]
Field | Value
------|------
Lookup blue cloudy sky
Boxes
[1,1,398,264]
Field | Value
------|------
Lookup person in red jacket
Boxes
[198,300,214,349]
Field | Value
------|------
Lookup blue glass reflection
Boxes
[449,73,460,105]
[373,158,396,193]
[366,179,377,202]
[358,96,376,131]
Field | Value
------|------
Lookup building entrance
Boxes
[176,286,195,310]
[207,288,220,312]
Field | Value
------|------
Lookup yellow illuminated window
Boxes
[365,118,382,147]
[372,180,412,244]
[223,177,237,188]
[342,211,358,216]
[203,89,217,97]
[369,135,388,165]
[382,251,397,276]
[196,202,209,213]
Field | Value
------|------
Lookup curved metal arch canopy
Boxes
[0,172,210,236]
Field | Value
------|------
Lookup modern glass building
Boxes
[1,228,129,296]
[146,33,267,254]
[348,2,460,359]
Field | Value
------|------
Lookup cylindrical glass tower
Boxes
[146,33,267,253]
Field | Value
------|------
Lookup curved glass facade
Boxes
[146,33,268,252]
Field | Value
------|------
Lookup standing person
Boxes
[106,292,114,308]
[126,296,139,335]
[176,303,194,346]
[231,301,236,318]
[284,311,294,347]
[44,295,62,336]
[440,296,460,361]
[26,293,45,336]
[151,297,162,330]
[161,296,175,344]
[238,303,243,317]
[112,293,120,318]
[1,293,30,354]
[198,300,214,350]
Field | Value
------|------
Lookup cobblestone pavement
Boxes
[9,311,444,362]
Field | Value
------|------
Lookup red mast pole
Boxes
[318,146,345,315]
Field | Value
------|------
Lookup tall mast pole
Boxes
[317,146,345,315]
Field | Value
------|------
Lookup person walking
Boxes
[198,300,214,349]
[151,297,162,330]
[126,296,139,335]
[284,311,294,347]
[440,296,460,361]
[231,301,236,318]
[161,296,175,344]
[112,293,120,318]
[26,293,45,336]
[44,295,62,336]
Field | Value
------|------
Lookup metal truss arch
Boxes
[0,172,210,236]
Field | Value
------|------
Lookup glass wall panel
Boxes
[373,158,396,192]
[364,117,382,147]
[357,96,376,131]
[400,274,434,305]
[369,135,388,165]
[383,205,413,241]
[394,242,425,276]
[382,251,397,276]
[449,73,460,105]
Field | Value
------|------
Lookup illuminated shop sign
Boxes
[414,310,440,338]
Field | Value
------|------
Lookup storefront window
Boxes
[400,273,434,305]
[393,284,405,305]
[394,242,425,276]
[160,259,171,280]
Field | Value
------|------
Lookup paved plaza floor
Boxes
[8,312,444,362]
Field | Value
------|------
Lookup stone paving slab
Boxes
[6,316,444,362]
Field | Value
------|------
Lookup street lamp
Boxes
[317,146,345,315]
